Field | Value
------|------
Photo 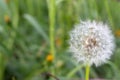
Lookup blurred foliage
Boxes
[0,0,120,80]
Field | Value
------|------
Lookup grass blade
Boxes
[24,14,49,43]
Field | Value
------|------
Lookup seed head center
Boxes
[85,37,97,49]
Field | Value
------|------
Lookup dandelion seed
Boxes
[69,20,115,66]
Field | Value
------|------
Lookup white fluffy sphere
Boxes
[69,20,115,66]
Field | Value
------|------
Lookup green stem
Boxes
[47,0,56,74]
[7,0,19,49]
[47,0,56,59]
[0,53,5,80]
[93,0,99,20]
[67,64,84,78]
[85,64,90,80]
[104,0,114,30]
[26,0,34,15]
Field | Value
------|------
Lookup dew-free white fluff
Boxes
[69,20,115,66]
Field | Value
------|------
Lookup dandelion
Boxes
[69,20,115,80]
[46,54,54,62]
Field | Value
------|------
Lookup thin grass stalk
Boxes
[104,0,114,30]
[7,0,19,49]
[36,0,41,21]
[26,0,34,15]
[0,53,5,80]
[89,0,99,20]
[47,0,56,65]
[82,0,89,18]
[76,0,82,22]
[93,0,99,20]
[67,64,84,78]
[47,0,56,75]
[66,0,72,28]
[62,0,72,48]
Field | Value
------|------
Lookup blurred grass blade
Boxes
[56,0,64,5]
[0,53,5,80]
[24,14,49,43]
[107,61,120,79]
[67,64,84,78]
[104,0,114,30]
[0,43,12,56]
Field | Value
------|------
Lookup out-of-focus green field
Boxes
[0,0,120,80]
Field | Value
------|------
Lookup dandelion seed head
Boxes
[69,20,115,66]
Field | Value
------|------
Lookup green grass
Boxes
[0,0,120,80]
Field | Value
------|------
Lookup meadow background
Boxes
[0,0,120,80]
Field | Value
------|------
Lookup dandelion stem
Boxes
[85,64,90,80]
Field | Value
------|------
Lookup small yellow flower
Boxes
[115,30,120,37]
[46,54,54,62]
[4,15,10,23]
